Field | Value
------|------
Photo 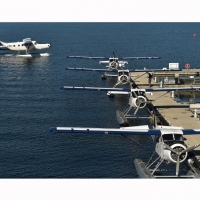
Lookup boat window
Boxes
[162,134,173,141]
[13,45,15,47]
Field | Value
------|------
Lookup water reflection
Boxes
[0,54,51,68]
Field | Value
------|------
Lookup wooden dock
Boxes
[130,71,200,151]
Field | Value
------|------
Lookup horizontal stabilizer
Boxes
[107,91,129,95]
[99,61,110,64]
[0,46,9,50]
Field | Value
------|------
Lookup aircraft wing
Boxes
[67,56,109,60]
[60,86,200,93]
[65,68,118,72]
[22,38,33,46]
[120,57,161,60]
[146,87,200,92]
[49,127,200,135]
[128,69,181,72]
[60,86,131,93]
[65,68,181,73]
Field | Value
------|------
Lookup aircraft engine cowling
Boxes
[164,143,188,163]
[119,75,129,84]
[110,61,118,69]
[129,96,147,108]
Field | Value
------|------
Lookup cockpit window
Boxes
[125,72,129,76]
[110,58,118,62]
[174,134,183,141]
[131,91,145,97]
[162,134,173,141]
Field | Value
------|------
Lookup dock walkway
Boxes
[130,72,200,150]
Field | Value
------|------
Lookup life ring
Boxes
[164,77,168,83]
[185,63,190,69]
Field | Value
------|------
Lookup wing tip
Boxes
[49,127,57,132]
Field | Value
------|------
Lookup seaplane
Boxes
[49,115,200,178]
[60,85,200,126]
[0,38,51,57]
[67,52,161,70]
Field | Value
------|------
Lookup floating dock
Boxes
[130,69,200,151]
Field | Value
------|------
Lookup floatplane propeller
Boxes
[60,86,200,126]
[163,142,200,175]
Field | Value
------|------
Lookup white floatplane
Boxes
[50,121,200,178]
[0,38,51,57]
[67,52,161,70]
[60,86,200,126]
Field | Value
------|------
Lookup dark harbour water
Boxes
[0,22,200,178]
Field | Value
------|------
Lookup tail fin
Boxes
[0,41,6,46]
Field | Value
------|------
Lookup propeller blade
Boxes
[113,81,121,88]
[176,156,180,176]
[134,106,140,115]
[181,143,200,154]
